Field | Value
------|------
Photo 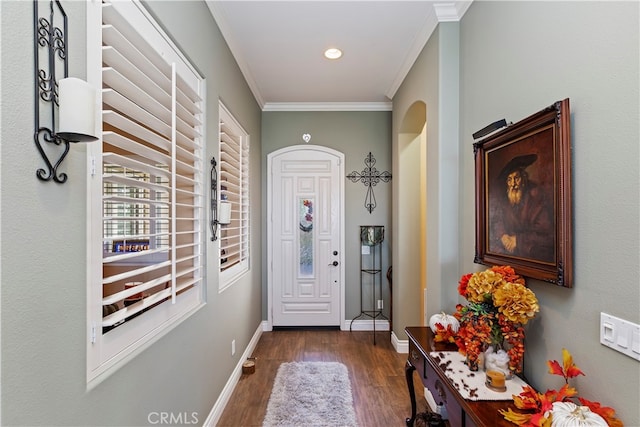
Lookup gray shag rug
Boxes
[262,361,358,427]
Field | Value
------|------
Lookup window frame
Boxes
[86,0,206,385]
[218,102,250,292]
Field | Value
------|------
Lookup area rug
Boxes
[262,361,358,427]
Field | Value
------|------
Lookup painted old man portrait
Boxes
[488,150,555,263]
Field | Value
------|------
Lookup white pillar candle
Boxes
[57,77,98,142]
[219,201,232,224]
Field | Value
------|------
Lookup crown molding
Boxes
[205,1,265,107]
[384,4,440,99]
[263,102,393,112]
[434,1,473,22]
[385,1,472,99]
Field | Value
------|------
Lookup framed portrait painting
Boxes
[474,99,573,287]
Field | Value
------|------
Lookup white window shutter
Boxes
[88,0,205,381]
[219,103,250,289]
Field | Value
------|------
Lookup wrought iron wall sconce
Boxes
[33,0,98,184]
[210,157,231,241]
[347,152,392,214]
[210,157,219,241]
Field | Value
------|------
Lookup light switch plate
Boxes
[600,312,640,361]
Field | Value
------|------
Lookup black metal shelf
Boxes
[350,225,388,345]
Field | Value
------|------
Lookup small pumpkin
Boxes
[429,312,459,333]
[551,402,607,427]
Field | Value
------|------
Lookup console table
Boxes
[405,326,521,427]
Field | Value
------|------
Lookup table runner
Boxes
[429,351,529,401]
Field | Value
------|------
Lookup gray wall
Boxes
[261,111,392,321]
[395,1,639,424]
[392,23,462,339]
[1,1,262,425]
[460,2,639,424]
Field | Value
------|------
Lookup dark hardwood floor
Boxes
[216,329,426,427]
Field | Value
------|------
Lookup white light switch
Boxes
[603,322,614,342]
[600,312,640,361]
[633,331,640,354]
[617,324,629,348]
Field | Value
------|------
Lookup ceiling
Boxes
[205,1,472,111]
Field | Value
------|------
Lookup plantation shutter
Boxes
[219,104,249,285]
[100,1,204,330]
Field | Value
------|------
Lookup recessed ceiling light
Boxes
[324,48,343,60]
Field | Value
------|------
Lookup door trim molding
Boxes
[266,145,346,330]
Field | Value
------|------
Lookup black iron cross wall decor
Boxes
[347,152,392,214]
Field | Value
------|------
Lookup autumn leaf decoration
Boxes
[433,323,457,344]
[547,348,585,382]
[500,349,624,427]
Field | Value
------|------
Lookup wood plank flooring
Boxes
[216,329,426,427]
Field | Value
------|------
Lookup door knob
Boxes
[328,261,339,266]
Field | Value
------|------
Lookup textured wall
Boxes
[261,111,392,322]
[392,23,463,339]
[458,1,639,424]
[394,1,639,424]
[1,1,262,425]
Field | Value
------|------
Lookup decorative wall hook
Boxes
[33,0,97,184]
[302,133,311,143]
[347,152,392,214]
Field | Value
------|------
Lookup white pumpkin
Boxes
[429,312,459,333]
[551,402,607,427]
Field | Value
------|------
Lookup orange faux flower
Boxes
[491,265,525,285]
[453,266,537,373]
[465,269,506,303]
[493,282,539,324]
[458,273,472,298]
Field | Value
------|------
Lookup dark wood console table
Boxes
[405,326,520,427]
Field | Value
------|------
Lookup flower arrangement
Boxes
[435,265,539,375]
[500,348,623,426]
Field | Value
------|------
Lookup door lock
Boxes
[328,261,339,266]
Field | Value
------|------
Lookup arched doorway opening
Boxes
[394,101,428,330]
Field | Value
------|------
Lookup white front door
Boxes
[268,145,344,327]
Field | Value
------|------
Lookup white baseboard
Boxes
[202,322,263,427]
[391,330,408,353]
[347,318,390,331]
